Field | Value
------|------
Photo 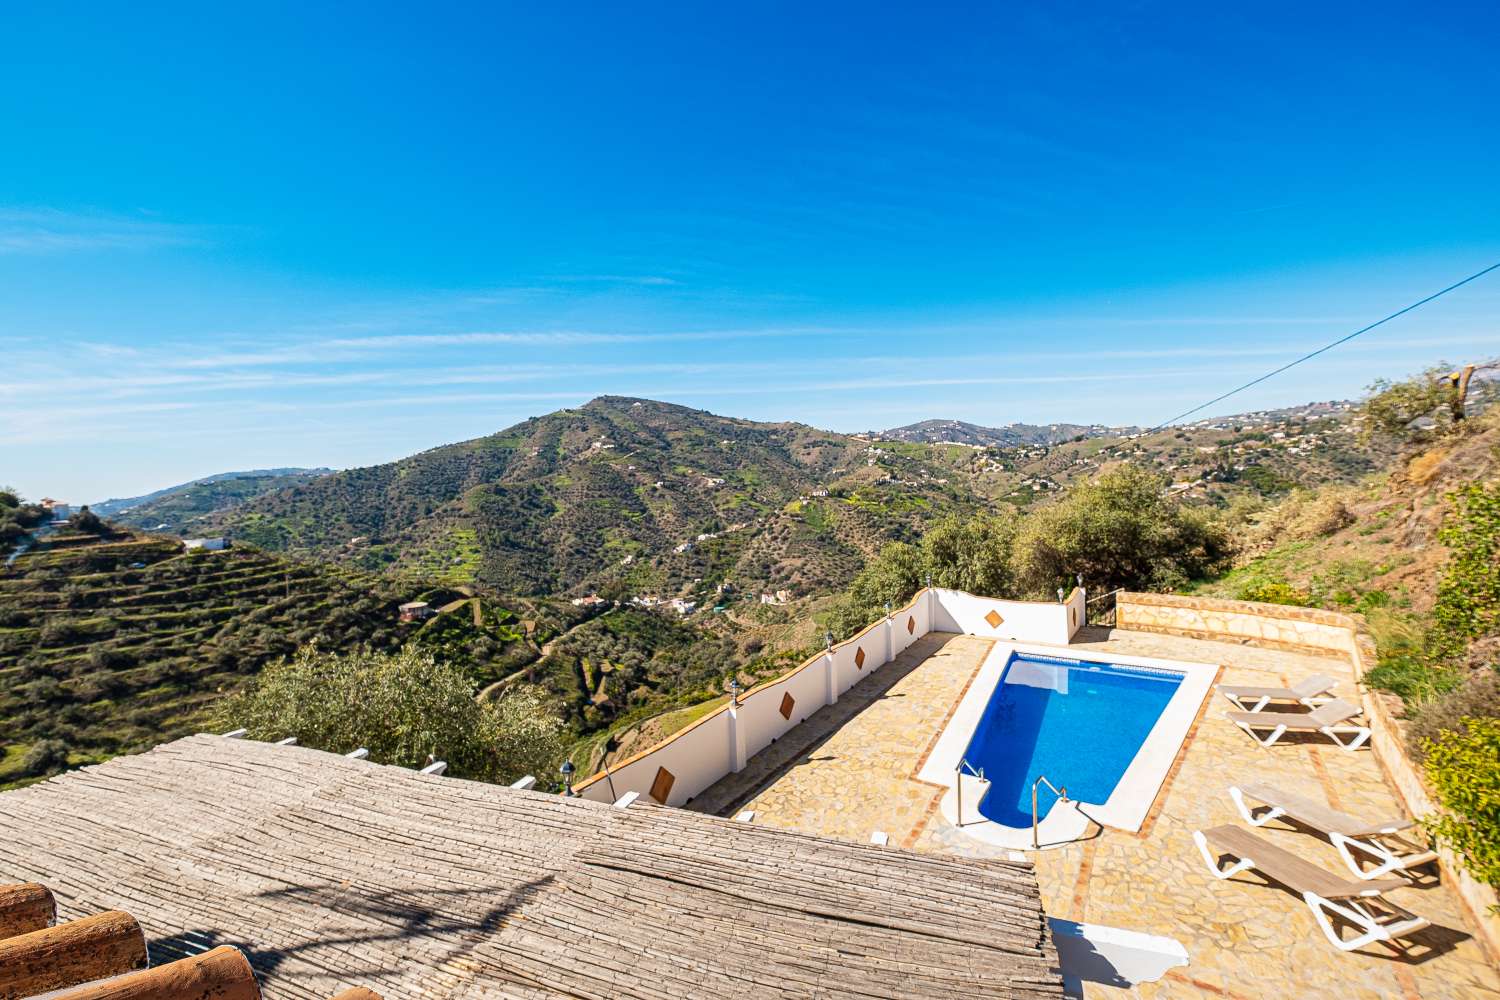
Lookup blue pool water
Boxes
[961,654,1183,827]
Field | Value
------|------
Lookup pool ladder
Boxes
[1032,775,1069,850]
[955,758,984,827]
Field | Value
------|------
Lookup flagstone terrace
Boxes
[688,627,1500,1000]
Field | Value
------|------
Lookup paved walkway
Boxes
[688,632,991,834]
[713,627,1500,999]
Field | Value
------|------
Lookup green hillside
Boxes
[0,527,561,789]
[207,396,1375,601]
[93,468,332,531]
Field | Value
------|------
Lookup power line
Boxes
[1149,260,1500,431]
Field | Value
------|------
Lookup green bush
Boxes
[1236,579,1316,607]
[1408,668,1500,761]
[19,739,70,778]
[1363,654,1462,705]
[1430,482,1500,658]
[1421,716,1500,898]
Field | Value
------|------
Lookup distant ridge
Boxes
[880,419,1129,448]
[92,468,333,527]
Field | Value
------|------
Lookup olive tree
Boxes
[823,512,1019,638]
[216,645,563,784]
[1360,364,1470,440]
[1013,465,1232,596]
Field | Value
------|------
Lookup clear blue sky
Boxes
[4,3,1499,501]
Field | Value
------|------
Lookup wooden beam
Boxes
[46,945,260,1000]
[0,910,147,999]
[0,882,55,940]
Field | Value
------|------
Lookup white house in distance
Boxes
[40,498,71,520]
[183,537,230,552]
[669,597,697,615]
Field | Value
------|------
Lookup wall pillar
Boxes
[824,651,837,706]
[728,707,747,772]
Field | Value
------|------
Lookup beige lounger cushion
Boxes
[1237,783,1412,838]
[1218,674,1338,701]
[1225,698,1361,731]
[1198,825,1405,900]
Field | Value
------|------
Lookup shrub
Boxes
[215,644,563,784]
[1421,716,1500,897]
[1430,482,1500,658]
[1363,654,1462,707]
[1236,579,1316,607]
[19,739,71,778]
[1408,668,1500,761]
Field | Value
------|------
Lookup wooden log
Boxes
[327,989,382,1000]
[0,910,147,999]
[0,882,55,940]
[46,945,260,1000]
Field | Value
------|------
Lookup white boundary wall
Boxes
[575,586,1081,806]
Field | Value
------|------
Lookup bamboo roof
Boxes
[0,734,1063,999]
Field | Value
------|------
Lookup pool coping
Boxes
[917,641,1218,841]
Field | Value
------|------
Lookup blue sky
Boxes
[3,3,1499,501]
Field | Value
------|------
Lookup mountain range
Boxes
[193,395,1376,601]
[880,419,1129,447]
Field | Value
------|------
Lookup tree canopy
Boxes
[825,467,1232,638]
[1013,465,1232,595]
[216,644,563,784]
[1360,364,1467,441]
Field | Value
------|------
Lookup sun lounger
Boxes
[1216,674,1339,712]
[1192,824,1430,952]
[1228,783,1439,880]
[1225,698,1370,751]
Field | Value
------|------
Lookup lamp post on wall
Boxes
[825,630,834,651]
[884,601,891,619]
[1057,588,1065,604]
[729,677,740,708]
[559,759,576,797]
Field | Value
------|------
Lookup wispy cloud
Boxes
[546,273,682,287]
[0,207,206,255]
[162,326,842,368]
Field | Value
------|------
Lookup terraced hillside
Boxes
[0,526,577,788]
[207,396,1376,602]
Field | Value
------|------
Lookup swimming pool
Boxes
[960,654,1184,827]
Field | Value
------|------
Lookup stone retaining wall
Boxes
[1117,591,1499,962]
[1116,591,1359,657]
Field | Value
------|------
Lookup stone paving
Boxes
[703,627,1500,999]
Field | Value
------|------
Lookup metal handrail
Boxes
[1032,774,1068,849]
[1085,587,1123,626]
[956,757,985,826]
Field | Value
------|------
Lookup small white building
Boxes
[571,594,607,607]
[40,498,71,520]
[184,537,230,552]
[669,598,697,615]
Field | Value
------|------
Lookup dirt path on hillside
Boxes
[475,608,615,702]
